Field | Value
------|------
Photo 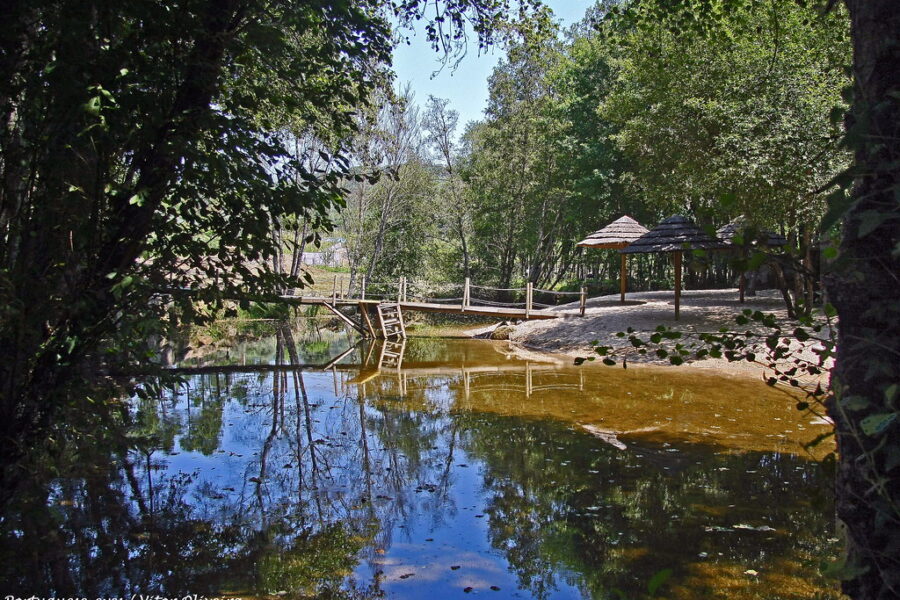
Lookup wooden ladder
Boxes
[376,303,406,340]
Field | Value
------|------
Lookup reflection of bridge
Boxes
[170,340,585,399]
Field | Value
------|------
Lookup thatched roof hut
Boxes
[622,215,727,255]
[716,221,788,247]
[577,215,650,249]
[576,216,650,302]
[621,215,727,319]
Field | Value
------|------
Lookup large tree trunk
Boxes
[827,2,900,598]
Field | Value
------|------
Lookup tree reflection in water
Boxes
[0,334,839,599]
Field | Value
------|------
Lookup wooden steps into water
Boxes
[376,303,406,339]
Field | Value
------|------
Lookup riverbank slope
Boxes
[477,288,834,382]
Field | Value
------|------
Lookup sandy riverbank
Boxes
[469,288,834,383]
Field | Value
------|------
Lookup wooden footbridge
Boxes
[252,277,587,340]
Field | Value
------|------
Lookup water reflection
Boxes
[0,329,839,599]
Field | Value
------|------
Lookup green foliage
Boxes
[0,0,548,503]
[339,86,441,288]
[599,0,851,228]
[258,524,368,597]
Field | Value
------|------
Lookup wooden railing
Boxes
[305,276,588,317]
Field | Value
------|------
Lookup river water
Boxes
[0,328,840,599]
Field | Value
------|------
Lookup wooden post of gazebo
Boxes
[673,251,682,320]
[621,215,727,321]
[576,215,650,304]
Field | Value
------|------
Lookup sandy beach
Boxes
[470,288,834,383]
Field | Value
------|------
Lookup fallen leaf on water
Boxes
[733,524,776,532]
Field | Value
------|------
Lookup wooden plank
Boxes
[321,346,356,370]
[374,304,388,338]
[674,251,682,321]
[396,304,407,339]
[362,340,377,368]
[397,301,560,320]
[358,302,377,338]
[346,369,381,385]
[462,277,470,312]
[321,302,365,334]
[525,282,533,318]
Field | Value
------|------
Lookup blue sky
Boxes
[392,1,596,131]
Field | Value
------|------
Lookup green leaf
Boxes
[83,96,101,115]
[841,395,870,411]
[860,413,896,437]
[602,358,616,366]
[824,303,837,318]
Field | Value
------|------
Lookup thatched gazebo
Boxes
[716,221,788,247]
[717,221,788,302]
[621,215,727,320]
[576,215,649,302]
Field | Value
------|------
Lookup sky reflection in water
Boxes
[1,331,839,599]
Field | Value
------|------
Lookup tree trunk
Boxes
[827,2,900,598]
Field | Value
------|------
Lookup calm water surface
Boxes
[1,329,839,599]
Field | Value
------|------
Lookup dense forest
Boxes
[336,0,850,300]
[0,0,897,598]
